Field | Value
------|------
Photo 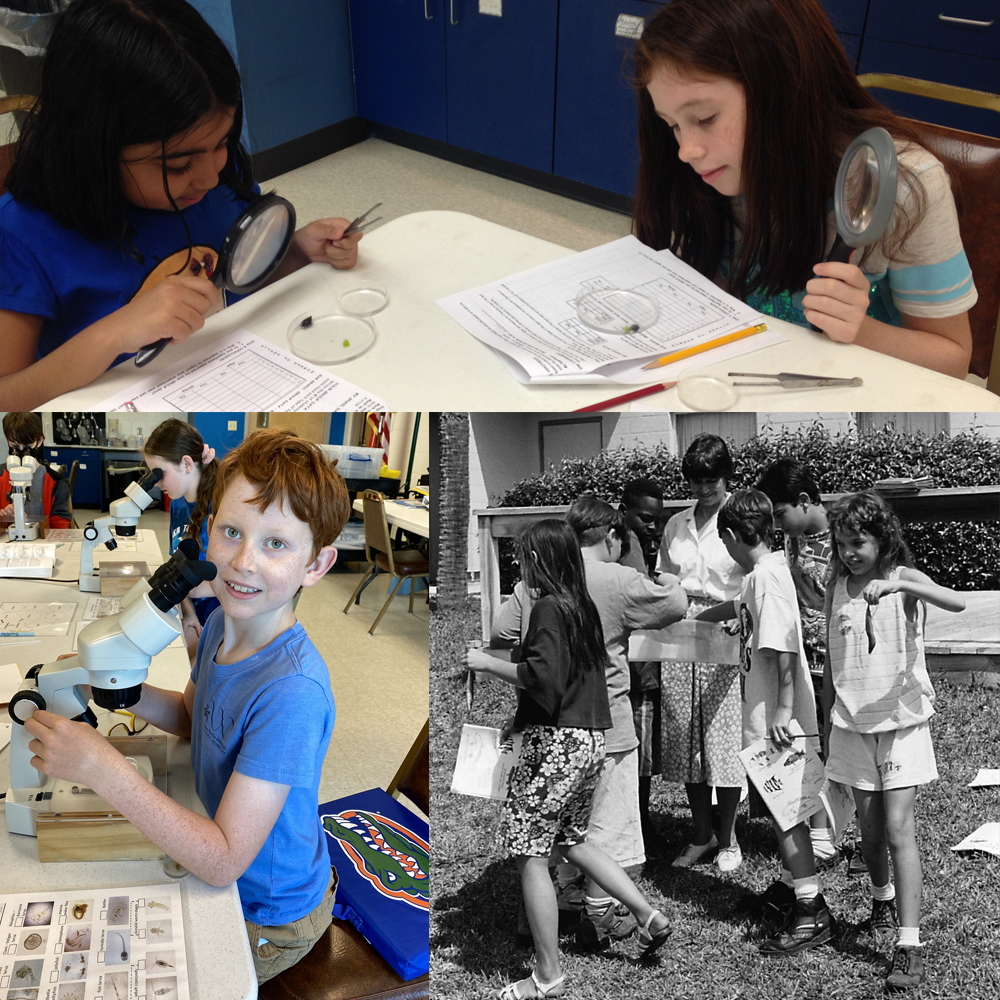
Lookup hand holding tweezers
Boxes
[727,371,864,387]
[343,202,383,236]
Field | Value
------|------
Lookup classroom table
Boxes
[42,211,1000,412]
[0,580,257,999]
[351,498,430,538]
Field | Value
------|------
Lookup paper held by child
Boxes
[630,618,741,665]
[951,822,1000,856]
[451,724,523,800]
[437,236,785,385]
[738,731,826,832]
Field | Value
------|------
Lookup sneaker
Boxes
[670,834,718,868]
[742,880,794,924]
[869,898,898,951]
[716,843,743,872]
[576,901,638,951]
[886,946,924,991]
[759,893,835,957]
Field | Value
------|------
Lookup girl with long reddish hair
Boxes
[632,0,975,379]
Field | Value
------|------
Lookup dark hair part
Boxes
[517,519,609,676]
[757,458,821,505]
[3,412,44,445]
[632,0,937,301]
[213,428,351,560]
[145,418,219,552]
[566,494,631,556]
[6,0,256,261]
[622,477,664,508]
[682,434,733,482]
[718,489,773,547]
[827,490,913,580]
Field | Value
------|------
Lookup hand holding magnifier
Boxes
[134,193,297,366]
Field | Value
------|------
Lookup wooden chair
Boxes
[0,94,35,196]
[258,722,430,1000]
[858,74,1000,393]
[343,490,429,635]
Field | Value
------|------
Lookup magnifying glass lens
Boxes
[230,203,292,286]
[843,145,880,235]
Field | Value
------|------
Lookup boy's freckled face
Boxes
[206,474,319,626]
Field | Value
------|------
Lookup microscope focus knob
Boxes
[8,689,46,725]
[84,524,99,541]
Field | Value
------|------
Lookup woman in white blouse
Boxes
[659,434,746,871]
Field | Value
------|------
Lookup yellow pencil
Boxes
[641,321,768,370]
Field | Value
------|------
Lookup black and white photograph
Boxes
[431,411,1000,1000]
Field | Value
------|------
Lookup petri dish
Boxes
[287,313,375,363]
[338,280,389,316]
[676,375,739,411]
[575,287,658,335]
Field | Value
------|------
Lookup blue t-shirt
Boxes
[168,495,219,625]
[0,184,253,366]
[190,609,336,925]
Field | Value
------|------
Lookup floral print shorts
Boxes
[500,726,605,858]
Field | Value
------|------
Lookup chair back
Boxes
[1,95,36,197]
[904,119,1000,383]
[67,459,80,496]
[361,489,395,573]
[387,718,429,816]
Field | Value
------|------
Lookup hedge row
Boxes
[493,422,1000,592]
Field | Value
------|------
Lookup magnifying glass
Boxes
[827,126,898,264]
[134,193,297,366]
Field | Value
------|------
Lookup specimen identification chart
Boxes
[94,330,387,412]
[0,604,75,636]
[438,235,783,384]
[0,882,189,1000]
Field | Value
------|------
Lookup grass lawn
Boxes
[430,596,1000,1000]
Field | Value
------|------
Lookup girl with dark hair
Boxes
[632,0,974,378]
[144,417,220,660]
[466,518,672,997]
[658,434,745,871]
[1,0,362,409]
[823,491,964,990]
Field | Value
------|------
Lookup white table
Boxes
[0,580,256,1000]
[352,498,429,538]
[42,211,1000,412]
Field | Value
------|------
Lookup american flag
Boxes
[365,412,392,467]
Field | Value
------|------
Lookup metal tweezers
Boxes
[343,201,383,236]
[727,371,864,387]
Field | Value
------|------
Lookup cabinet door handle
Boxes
[938,14,994,27]
[450,0,458,25]
[425,0,432,19]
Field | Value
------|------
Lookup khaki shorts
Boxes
[587,746,644,869]
[245,868,338,985]
[826,722,938,792]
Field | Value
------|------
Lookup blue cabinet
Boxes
[46,448,102,508]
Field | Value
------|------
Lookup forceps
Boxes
[727,371,864,388]
[343,201,383,236]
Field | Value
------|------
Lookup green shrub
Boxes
[493,422,999,593]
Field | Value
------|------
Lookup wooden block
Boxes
[99,561,150,596]
[36,811,164,863]
[107,734,169,776]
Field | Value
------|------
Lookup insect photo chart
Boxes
[0,884,188,1000]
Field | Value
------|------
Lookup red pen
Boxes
[574,381,678,413]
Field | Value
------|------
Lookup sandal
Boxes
[636,909,672,961]
[497,970,566,999]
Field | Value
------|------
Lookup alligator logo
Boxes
[321,809,429,910]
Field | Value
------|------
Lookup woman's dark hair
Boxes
[632,0,936,302]
[681,433,733,482]
[6,0,256,261]
[145,417,219,551]
[757,458,821,505]
[517,519,609,676]
[566,494,631,557]
[827,491,913,581]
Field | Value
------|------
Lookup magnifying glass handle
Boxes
[134,338,169,367]
[825,233,854,265]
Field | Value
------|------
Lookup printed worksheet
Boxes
[438,236,785,384]
[0,883,188,1000]
[738,734,826,832]
[83,597,123,620]
[0,604,76,637]
[451,725,522,800]
[94,330,387,412]
[0,543,57,579]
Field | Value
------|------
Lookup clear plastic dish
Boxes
[287,313,375,364]
[337,280,389,316]
[676,375,739,411]
[575,287,658,335]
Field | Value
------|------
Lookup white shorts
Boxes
[587,746,644,869]
[826,721,937,792]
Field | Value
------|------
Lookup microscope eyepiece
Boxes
[147,544,217,612]
[137,467,164,492]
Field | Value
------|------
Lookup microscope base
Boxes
[4,788,41,836]
[9,523,40,541]
[79,574,101,592]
